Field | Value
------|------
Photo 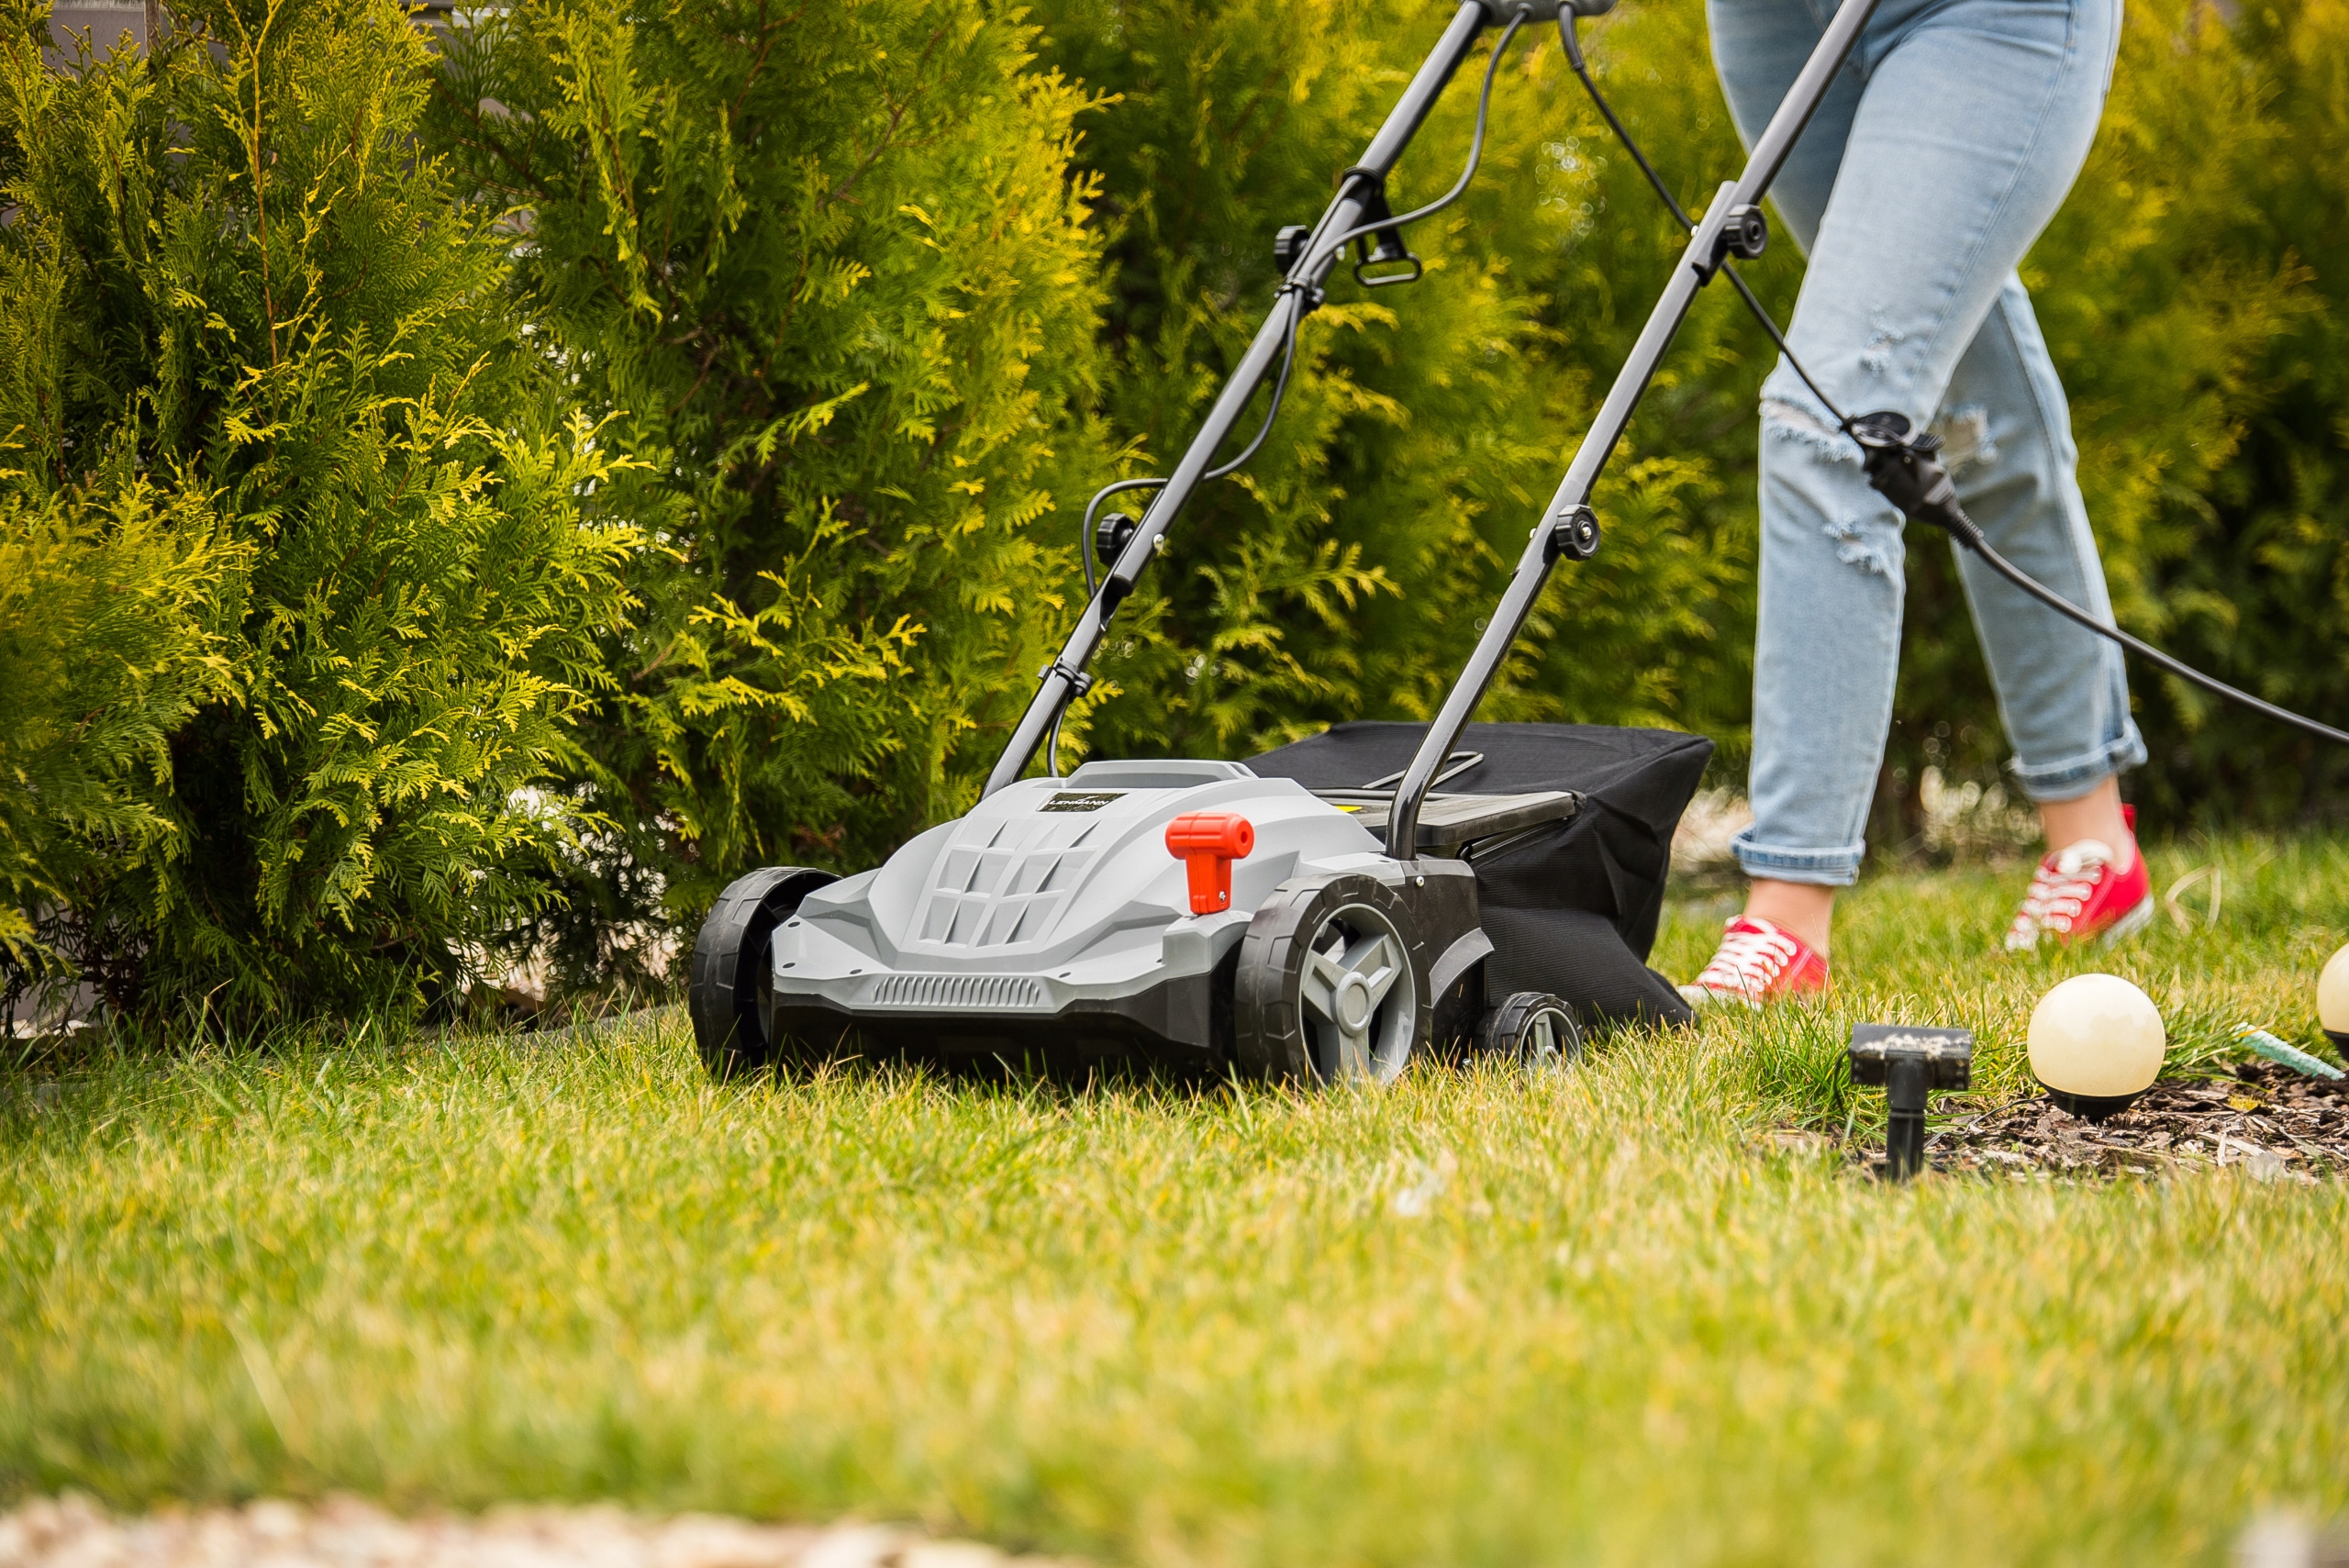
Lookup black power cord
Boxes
[1077,278,1312,603]
[1325,6,1532,259]
[1079,477,1168,601]
[1558,14,1691,230]
[1078,8,1536,606]
[1064,277,1307,773]
[1849,414,2349,751]
[1560,14,2349,751]
[1203,286,1309,484]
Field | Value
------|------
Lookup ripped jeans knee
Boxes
[1820,511,1903,577]
[1761,389,1908,580]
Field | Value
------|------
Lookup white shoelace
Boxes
[2007,839,2115,947]
[1690,921,1801,1002]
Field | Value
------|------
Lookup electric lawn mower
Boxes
[689,0,2349,1085]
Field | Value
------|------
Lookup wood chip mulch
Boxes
[1922,1061,2349,1182]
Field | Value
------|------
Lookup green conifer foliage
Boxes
[0,0,637,1021]
[425,0,1116,941]
[0,486,243,986]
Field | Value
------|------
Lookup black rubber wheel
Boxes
[1235,874,1429,1085]
[1476,991,1583,1074]
[688,866,838,1079]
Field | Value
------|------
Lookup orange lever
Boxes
[1164,812,1255,916]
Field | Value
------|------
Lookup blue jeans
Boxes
[1709,0,2143,887]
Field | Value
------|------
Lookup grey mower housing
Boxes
[761,760,1486,1078]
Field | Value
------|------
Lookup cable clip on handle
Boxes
[1336,167,1422,288]
[1036,661,1094,699]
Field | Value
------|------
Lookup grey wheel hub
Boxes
[1299,904,1416,1083]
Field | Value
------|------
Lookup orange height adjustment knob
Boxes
[1164,812,1255,916]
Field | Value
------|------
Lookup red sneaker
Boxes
[1678,915,1831,1008]
[2003,806,2154,951]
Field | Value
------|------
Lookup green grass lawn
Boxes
[6,834,2348,1565]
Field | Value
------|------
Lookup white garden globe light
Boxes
[2320,944,2349,1049]
[2028,973,2165,1119]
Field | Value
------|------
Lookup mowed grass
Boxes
[5,834,2348,1565]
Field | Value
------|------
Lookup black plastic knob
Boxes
[1546,506,1601,563]
[1094,511,1138,571]
[1726,204,1768,261]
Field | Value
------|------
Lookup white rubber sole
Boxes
[1677,983,1759,1011]
[2007,888,2159,952]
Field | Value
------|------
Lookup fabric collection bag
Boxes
[1248,721,1712,1029]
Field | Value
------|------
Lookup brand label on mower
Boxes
[1041,791,1125,813]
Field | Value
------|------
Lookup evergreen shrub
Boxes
[425,0,1117,980]
[0,0,636,1023]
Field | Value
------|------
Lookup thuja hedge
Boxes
[0,0,636,1021]
[5,0,2346,1020]
[422,0,1119,988]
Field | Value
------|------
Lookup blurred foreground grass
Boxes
[4,833,2347,1565]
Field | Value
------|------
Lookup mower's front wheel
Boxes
[1235,874,1430,1085]
[689,866,838,1080]
[1477,991,1582,1075]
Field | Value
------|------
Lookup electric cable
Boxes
[1325,6,1531,259]
[1559,16,1855,424]
[1557,13,1693,231]
[1205,286,1308,483]
[1079,477,1166,600]
[1561,20,2349,751]
[1720,261,1853,431]
[1076,285,1308,601]
[1943,518,2349,750]
[1075,5,1530,621]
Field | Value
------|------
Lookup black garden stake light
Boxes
[1847,1025,1974,1180]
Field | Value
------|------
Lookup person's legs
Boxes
[1720,0,2123,966]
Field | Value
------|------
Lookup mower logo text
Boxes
[1041,791,1125,813]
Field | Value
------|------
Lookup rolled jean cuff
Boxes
[2009,724,2148,803]
[1731,827,1866,887]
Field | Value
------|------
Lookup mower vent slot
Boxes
[868,973,1049,1011]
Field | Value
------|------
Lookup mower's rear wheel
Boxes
[689,866,838,1080]
[1235,875,1429,1085]
[1477,991,1582,1075]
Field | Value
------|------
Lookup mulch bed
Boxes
[1920,1061,2349,1182]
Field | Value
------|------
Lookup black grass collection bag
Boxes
[1249,721,1711,1029]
